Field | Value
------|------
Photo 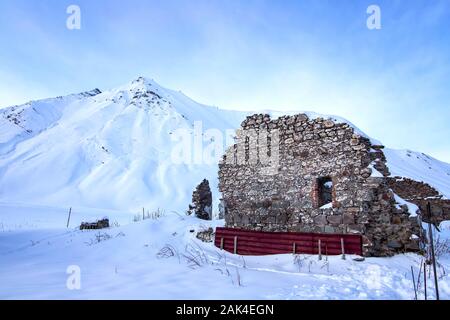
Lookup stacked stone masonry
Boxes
[188,179,213,220]
[218,114,423,257]
[387,177,450,224]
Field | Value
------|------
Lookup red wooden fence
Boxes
[214,227,363,256]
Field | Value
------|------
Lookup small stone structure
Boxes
[219,113,423,257]
[388,177,450,224]
[80,218,110,230]
[196,227,215,243]
[188,179,213,220]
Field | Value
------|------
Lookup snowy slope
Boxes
[0,76,449,217]
[0,89,101,155]
[1,77,450,300]
[0,77,247,215]
[0,210,448,300]
[384,148,450,198]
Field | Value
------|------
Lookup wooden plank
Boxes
[216,226,362,239]
[218,239,361,252]
[215,237,361,252]
[215,227,362,242]
[215,234,361,247]
[220,241,360,255]
[216,227,361,239]
[214,227,362,256]
[215,229,362,244]
[223,242,360,255]
[219,242,361,253]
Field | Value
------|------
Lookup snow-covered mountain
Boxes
[1,76,450,300]
[1,76,449,216]
[0,77,247,213]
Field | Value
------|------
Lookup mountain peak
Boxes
[128,76,159,90]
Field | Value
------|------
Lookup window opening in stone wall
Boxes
[318,177,333,208]
[245,136,250,162]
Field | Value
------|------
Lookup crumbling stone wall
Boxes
[218,114,422,256]
[188,179,212,220]
[388,177,450,224]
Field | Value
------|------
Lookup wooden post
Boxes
[318,239,322,260]
[341,238,346,260]
[411,266,417,300]
[234,236,238,254]
[427,202,440,300]
[423,261,427,300]
[292,242,296,254]
[220,237,224,250]
[66,207,72,228]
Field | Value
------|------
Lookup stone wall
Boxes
[387,176,450,223]
[188,179,212,220]
[218,114,422,257]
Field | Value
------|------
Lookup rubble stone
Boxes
[188,179,212,220]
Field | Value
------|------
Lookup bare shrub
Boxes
[182,243,210,268]
[235,267,242,286]
[294,254,311,272]
[85,232,112,246]
[320,260,330,273]
[134,208,166,222]
[157,244,179,260]
[156,240,244,286]
[240,256,247,269]
[213,250,243,286]
[110,221,120,228]
[434,235,450,259]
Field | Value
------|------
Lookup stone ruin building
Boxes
[188,179,213,220]
[218,113,426,257]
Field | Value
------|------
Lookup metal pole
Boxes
[427,202,440,300]
[234,236,238,254]
[66,207,72,228]
[341,238,346,260]
[411,266,417,300]
[220,237,224,250]
[292,242,296,255]
[423,261,427,300]
[318,239,322,260]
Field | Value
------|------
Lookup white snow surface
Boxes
[1,76,450,299]
[0,207,449,300]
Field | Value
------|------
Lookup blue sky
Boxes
[1,0,449,162]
